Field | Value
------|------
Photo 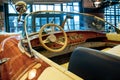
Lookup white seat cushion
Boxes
[104,45,120,57]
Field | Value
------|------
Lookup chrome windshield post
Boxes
[15,1,34,57]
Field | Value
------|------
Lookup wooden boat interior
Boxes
[0,9,120,80]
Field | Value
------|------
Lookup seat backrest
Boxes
[68,47,120,80]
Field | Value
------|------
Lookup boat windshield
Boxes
[23,11,120,35]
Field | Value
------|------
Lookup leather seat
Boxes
[68,47,120,80]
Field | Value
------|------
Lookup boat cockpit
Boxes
[0,1,120,80]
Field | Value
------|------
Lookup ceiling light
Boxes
[94,0,101,8]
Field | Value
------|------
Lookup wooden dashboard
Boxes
[27,31,106,48]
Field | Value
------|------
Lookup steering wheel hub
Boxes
[48,34,57,42]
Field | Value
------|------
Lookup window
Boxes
[54,4,61,11]
[104,4,120,32]
[8,5,16,13]
[6,1,82,33]
[8,4,31,33]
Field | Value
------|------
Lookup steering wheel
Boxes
[39,23,68,52]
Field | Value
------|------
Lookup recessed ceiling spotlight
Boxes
[94,0,101,8]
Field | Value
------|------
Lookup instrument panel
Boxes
[28,30,106,48]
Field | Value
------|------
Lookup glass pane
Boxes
[74,15,80,30]
[68,19,74,30]
[8,5,16,13]
[63,16,68,30]
[35,18,40,32]
[9,16,16,32]
[55,17,60,25]
[40,5,47,10]
[32,5,36,11]
[63,5,67,11]
[74,6,79,12]
[36,5,40,11]
[48,17,60,25]
[41,18,47,26]
[67,6,73,12]
[68,3,72,5]
[36,18,40,26]
[49,17,54,23]
[27,16,32,33]
[26,5,31,13]
[63,3,67,6]
[32,5,40,11]
[48,5,53,10]
[73,2,79,6]
[9,16,24,33]
[54,4,61,11]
